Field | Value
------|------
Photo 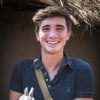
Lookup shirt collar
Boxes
[62,53,75,69]
[31,53,74,70]
[31,56,42,69]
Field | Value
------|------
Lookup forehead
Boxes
[40,16,67,27]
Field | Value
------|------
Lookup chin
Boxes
[42,46,63,54]
[45,49,61,54]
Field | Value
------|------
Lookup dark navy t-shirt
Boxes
[9,54,94,100]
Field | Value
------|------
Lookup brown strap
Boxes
[35,68,53,100]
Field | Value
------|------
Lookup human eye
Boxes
[42,26,50,32]
[57,27,64,32]
[43,27,49,31]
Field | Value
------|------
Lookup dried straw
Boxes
[39,0,100,27]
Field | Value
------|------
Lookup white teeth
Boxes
[48,41,58,44]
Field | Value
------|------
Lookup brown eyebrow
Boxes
[42,25,50,28]
[42,25,65,28]
[56,25,65,28]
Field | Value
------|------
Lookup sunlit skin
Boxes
[35,16,71,55]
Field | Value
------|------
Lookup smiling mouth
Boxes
[47,40,60,44]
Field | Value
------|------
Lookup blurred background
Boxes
[0,0,100,100]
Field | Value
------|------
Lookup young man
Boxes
[9,6,94,100]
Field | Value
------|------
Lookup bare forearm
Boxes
[9,90,22,100]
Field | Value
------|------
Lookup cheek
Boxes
[59,33,68,41]
[36,32,47,41]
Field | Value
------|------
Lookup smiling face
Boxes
[35,16,71,55]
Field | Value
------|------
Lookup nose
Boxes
[48,29,58,38]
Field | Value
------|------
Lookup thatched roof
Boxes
[1,0,100,27]
[39,0,100,27]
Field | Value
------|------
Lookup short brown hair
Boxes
[32,6,73,32]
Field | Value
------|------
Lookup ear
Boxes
[35,32,40,41]
[66,31,71,40]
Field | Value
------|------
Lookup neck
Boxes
[41,50,64,81]
[41,51,64,71]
